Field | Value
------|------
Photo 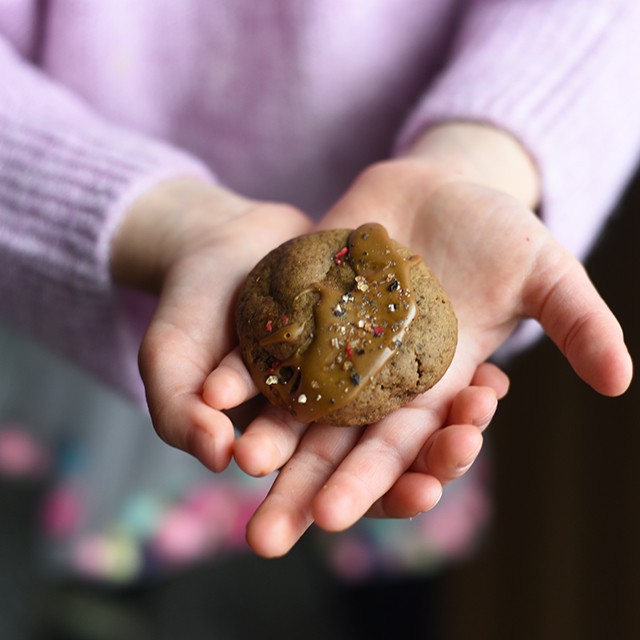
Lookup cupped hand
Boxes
[111,178,312,472]
[217,158,631,556]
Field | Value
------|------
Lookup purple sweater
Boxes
[1,0,640,400]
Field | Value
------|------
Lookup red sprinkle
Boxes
[373,325,385,336]
[267,360,281,374]
[282,316,290,326]
[334,246,349,265]
[345,342,354,361]
[265,319,273,333]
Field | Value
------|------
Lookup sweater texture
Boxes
[1,0,640,399]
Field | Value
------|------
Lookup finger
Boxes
[367,385,495,518]
[140,321,236,472]
[233,406,308,477]
[366,472,443,519]
[525,250,633,396]
[310,406,441,532]
[202,346,259,410]
[471,362,510,399]
[414,424,483,484]
[446,386,499,431]
[245,424,363,557]
[157,393,235,473]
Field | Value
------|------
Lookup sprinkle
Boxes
[297,394,308,404]
[316,395,322,401]
[265,375,279,385]
[266,360,281,374]
[388,303,397,312]
[350,372,361,385]
[282,316,290,326]
[334,304,346,317]
[334,247,349,265]
[388,280,400,292]
[331,337,340,348]
[393,339,403,349]
[345,342,354,361]
[357,320,365,329]
[265,319,273,332]
[373,325,385,336]
[311,380,320,389]
[355,275,369,292]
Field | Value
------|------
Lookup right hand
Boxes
[110,178,312,472]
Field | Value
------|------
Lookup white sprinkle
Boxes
[297,394,308,404]
[355,275,369,292]
[265,375,279,385]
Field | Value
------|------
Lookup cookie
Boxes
[235,223,457,426]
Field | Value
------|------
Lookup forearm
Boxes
[403,122,541,210]
[109,178,252,293]
[397,1,640,260]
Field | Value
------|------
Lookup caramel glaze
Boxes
[258,223,418,424]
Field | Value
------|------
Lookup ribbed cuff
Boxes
[0,104,214,401]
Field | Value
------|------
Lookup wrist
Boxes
[403,122,541,210]
[110,177,250,292]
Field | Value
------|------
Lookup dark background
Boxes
[442,164,640,640]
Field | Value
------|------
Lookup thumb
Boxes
[523,244,632,396]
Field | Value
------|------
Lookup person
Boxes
[0,0,637,577]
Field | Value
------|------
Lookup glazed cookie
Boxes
[235,223,457,426]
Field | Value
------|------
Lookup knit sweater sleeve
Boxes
[397,0,640,260]
[0,38,214,403]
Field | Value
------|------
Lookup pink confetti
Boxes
[0,426,49,478]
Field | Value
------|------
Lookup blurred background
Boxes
[1,166,638,639]
[440,161,640,640]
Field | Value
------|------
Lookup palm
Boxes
[406,182,542,363]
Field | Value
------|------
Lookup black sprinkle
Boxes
[330,398,336,405]
[350,372,361,385]
[388,280,400,291]
[334,308,346,317]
